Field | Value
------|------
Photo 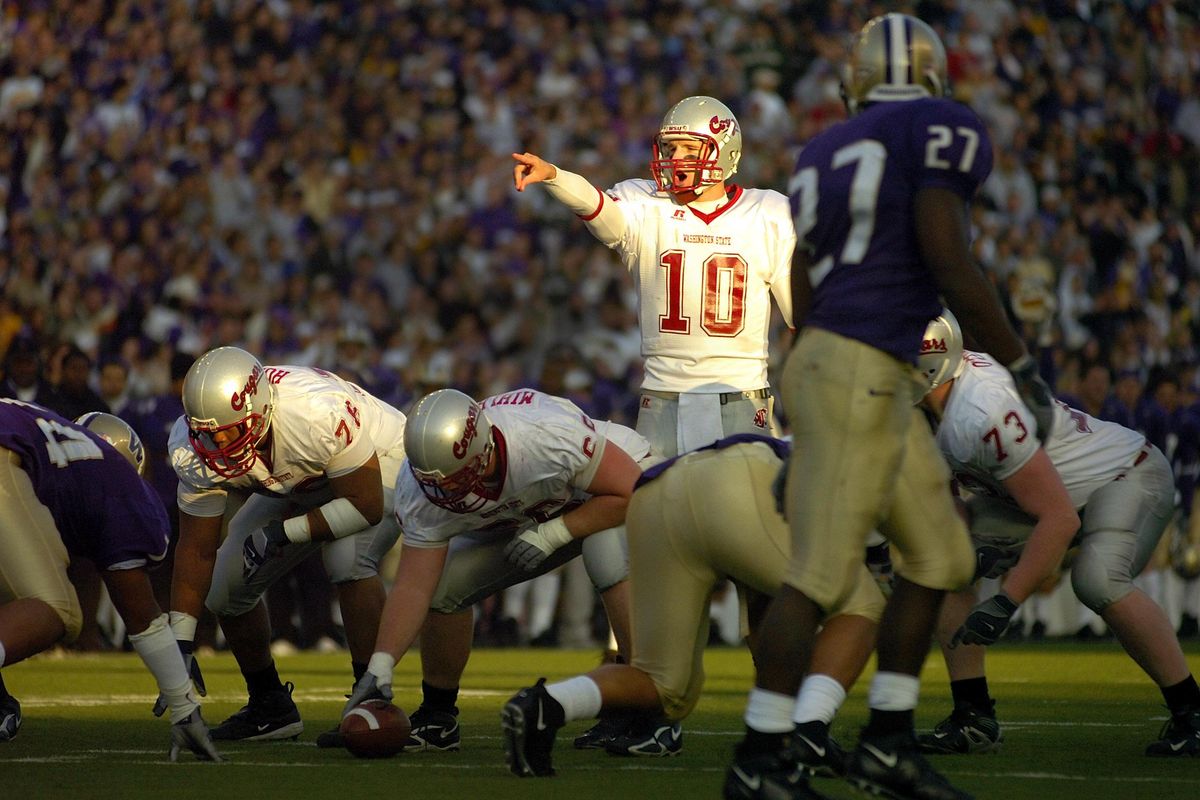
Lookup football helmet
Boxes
[404,389,496,512]
[919,308,965,392]
[650,95,742,194]
[75,411,146,476]
[182,346,274,478]
[842,13,949,114]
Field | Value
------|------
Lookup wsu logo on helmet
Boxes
[230,365,263,411]
[709,115,737,136]
[452,404,480,459]
[921,336,949,355]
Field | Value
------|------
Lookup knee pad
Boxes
[1070,537,1134,613]
[582,526,628,592]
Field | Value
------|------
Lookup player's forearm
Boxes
[170,536,217,620]
[1001,513,1078,603]
[561,495,630,539]
[372,582,432,662]
[543,166,626,246]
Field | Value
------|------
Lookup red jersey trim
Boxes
[688,184,743,224]
[578,186,606,221]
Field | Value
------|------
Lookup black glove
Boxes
[153,640,207,718]
[242,519,289,579]
[865,541,894,598]
[1007,355,1054,444]
[973,541,1020,582]
[168,708,224,762]
[951,593,1019,648]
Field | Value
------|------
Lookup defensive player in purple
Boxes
[725,14,1056,800]
[0,401,220,760]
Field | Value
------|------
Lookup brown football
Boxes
[339,700,412,759]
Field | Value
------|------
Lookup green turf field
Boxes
[2,641,1197,799]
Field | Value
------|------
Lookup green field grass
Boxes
[2,641,1198,799]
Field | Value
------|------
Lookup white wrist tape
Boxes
[317,497,371,538]
[367,651,396,683]
[537,516,574,549]
[167,610,198,643]
[283,514,312,543]
[130,613,197,723]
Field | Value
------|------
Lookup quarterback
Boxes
[917,310,1200,758]
[343,388,649,753]
[168,346,406,747]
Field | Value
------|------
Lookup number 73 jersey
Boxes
[603,179,795,392]
[789,97,993,364]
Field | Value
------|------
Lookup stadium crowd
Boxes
[1,0,1199,650]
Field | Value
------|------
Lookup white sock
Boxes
[744,688,795,733]
[793,674,846,725]
[545,676,602,723]
[867,671,920,712]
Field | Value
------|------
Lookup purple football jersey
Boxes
[789,97,993,362]
[0,399,169,569]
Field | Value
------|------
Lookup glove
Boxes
[242,519,288,579]
[342,672,393,717]
[153,640,207,718]
[504,517,573,571]
[168,708,224,762]
[865,541,894,598]
[950,593,1019,648]
[1007,355,1055,444]
[974,540,1020,581]
[771,462,787,517]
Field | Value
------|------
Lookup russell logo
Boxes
[230,365,263,411]
[452,405,480,459]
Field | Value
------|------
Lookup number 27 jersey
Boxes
[790,97,993,363]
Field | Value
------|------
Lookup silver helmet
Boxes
[404,389,495,512]
[75,411,146,476]
[182,346,274,478]
[919,308,965,392]
[650,95,742,194]
[842,13,949,115]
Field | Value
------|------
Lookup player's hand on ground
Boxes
[512,152,556,191]
[168,709,224,762]
[951,593,1019,648]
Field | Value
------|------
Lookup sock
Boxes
[745,688,796,733]
[863,708,914,738]
[863,672,920,738]
[422,681,459,714]
[1162,674,1200,715]
[245,661,284,697]
[545,676,601,723]
[949,676,994,713]
[793,673,846,725]
[352,661,367,684]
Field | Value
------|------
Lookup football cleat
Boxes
[501,678,562,777]
[1145,707,1200,757]
[403,705,461,752]
[314,725,343,749]
[917,705,1003,755]
[210,681,303,741]
[0,695,21,742]
[847,730,975,800]
[573,714,632,750]
[605,716,682,758]
[723,749,831,800]
[789,729,848,778]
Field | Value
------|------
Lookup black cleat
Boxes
[573,714,632,750]
[723,749,832,799]
[403,705,461,752]
[0,695,21,742]
[315,725,343,748]
[917,705,1003,755]
[1145,707,1200,757]
[210,681,303,741]
[847,730,975,800]
[605,716,682,757]
[789,729,848,778]
[501,678,561,777]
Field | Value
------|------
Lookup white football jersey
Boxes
[396,388,652,548]
[171,366,407,517]
[605,179,794,392]
[937,351,1147,509]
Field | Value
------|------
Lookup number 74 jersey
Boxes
[603,179,795,392]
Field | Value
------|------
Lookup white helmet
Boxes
[918,308,965,392]
[182,346,274,478]
[75,411,146,476]
[404,389,495,512]
[650,95,742,194]
[842,13,950,115]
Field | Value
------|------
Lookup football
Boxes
[339,700,412,759]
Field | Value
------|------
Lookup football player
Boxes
[916,310,1200,757]
[167,346,407,747]
[0,403,220,761]
[502,434,884,779]
[727,14,1057,800]
[343,388,648,753]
